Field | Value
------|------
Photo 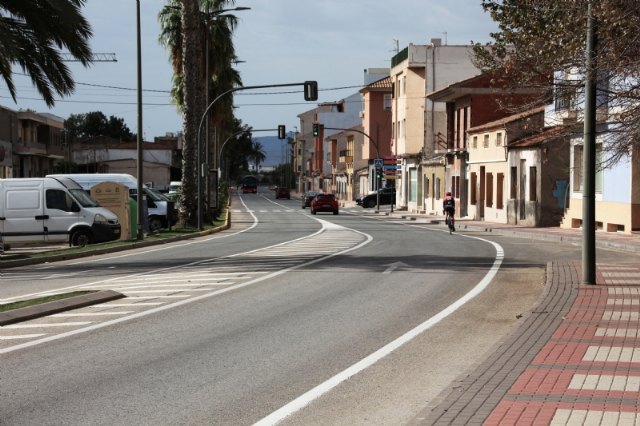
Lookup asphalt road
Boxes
[1,192,635,425]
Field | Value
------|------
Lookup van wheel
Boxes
[149,217,164,233]
[70,229,93,247]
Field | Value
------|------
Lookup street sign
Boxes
[373,158,383,168]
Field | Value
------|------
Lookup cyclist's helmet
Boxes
[446,191,452,196]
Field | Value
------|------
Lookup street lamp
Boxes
[196,81,318,229]
[199,6,251,227]
[135,0,144,240]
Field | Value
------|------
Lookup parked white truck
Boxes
[47,173,177,232]
[0,177,121,248]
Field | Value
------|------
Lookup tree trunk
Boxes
[179,0,205,226]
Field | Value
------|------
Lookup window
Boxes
[497,173,504,209]
[472,136,478,149]
[496,132,503,147]
[383,94,392,110]
[409,168,418,202]
[555,77,577,111]
[483,134,489,148]
[574,145,583,191]
[574,144,603,193]
[46,189,74,212]
[529,167,537,201]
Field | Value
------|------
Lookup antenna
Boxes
[441,32,448,45]
[391,39,399,54]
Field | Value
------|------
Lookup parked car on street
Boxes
[275,187,291,199]
[356,187,396,208]
[310,192,339,215]
[301,191,317,208]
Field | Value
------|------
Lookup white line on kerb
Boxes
[254,234,504,426]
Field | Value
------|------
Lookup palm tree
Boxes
[159,0,243,226]
[249,140,266,174]
[0,0,93,107]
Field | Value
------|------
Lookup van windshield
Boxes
[69,189,100,208]
[145,188,169,202]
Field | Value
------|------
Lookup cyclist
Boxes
[443,191,456,231]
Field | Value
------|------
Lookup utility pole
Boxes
[582,0,597,284]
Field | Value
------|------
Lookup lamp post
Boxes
[320,126,382,209]
[135,0,144,240]
[196,81,318,229]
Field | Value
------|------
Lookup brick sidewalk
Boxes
[412,261,640,425]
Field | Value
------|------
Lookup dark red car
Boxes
[275,187,290,199]
[310,192,339,215]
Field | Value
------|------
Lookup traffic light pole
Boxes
[195,81,317,229]
[321,126,381,210]
[218,128,276,180]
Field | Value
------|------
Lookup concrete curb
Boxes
[0,290,125,326]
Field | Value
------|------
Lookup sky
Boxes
[4,0,499,141]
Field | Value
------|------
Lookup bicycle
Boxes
[444,211,455,234]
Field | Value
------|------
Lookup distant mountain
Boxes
[255,135,291,167]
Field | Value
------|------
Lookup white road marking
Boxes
[254,234,504,426]
[0,334,47,340]
[1,322,93,328]
[0,219,372,354]
[87,303,163,307]
[51,312,134,317]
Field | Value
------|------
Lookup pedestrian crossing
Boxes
[0,224,368,351]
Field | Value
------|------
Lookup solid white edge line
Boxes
[253,234,504,426]
[0,219,372,354]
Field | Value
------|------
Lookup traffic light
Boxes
[304,81,318,101]
[375,167,382,180]
[312,123,319,137]
[277,125,286,139]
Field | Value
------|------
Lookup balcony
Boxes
[338,150,353,163]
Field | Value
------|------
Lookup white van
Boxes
[0,177,121,247]
[47,174,177,232]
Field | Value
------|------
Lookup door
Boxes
[2,180,47,243]
[44,187,82,242]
